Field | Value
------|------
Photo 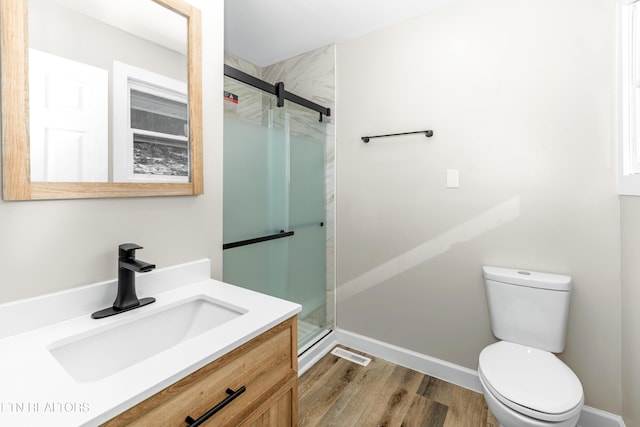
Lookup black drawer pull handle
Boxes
[185,386,246,426]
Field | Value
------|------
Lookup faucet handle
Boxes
[119,243,143,259]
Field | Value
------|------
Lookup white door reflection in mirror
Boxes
[112,61,189,183]
[29,48,108,182]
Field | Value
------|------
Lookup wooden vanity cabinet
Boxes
[102,316,298,427]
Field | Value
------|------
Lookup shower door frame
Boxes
[222,66,334,355]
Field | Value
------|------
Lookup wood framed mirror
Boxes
[0,0,202,200]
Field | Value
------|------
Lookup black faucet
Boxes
[91,244,156,319]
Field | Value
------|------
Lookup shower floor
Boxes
[298,319,330,355]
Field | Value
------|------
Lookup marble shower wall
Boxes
[262,46,335,114]
[223,77,264,124]
[224,47,337,329]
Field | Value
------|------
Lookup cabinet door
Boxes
[238,380,296,427]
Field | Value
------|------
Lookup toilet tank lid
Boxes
[482,266,572,291]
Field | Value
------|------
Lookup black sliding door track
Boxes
[224,65,331,120]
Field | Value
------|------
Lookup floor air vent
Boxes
[330,347,371,366]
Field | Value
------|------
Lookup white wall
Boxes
[29,0,187,82]
[621,197,640,425]
[0,0,224,302]
[336,0,621,414]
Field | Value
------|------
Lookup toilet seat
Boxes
[479,341,583,422]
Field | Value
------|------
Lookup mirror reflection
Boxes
[28,0,189,183]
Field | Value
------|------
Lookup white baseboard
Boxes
[298,330,337,377]
[325,328,625,427]
[334,328,482,392]
[578,406,627,427]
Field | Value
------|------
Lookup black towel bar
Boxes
[362,129,434,143]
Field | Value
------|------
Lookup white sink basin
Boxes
[48,296,247,383]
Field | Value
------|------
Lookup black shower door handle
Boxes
[222,230,294,250]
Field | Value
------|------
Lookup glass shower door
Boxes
[223,76,330,352]
[284,101,328,351]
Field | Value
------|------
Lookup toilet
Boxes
[479,266,584,427]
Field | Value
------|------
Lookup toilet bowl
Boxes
[480,266,584,427]
[478,341,583,427]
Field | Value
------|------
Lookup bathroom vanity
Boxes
[103,316,298,426]
[0,260,300,426]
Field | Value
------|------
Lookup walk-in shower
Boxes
[223,66,333,353]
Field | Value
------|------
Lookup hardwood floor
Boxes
[298,347,499,427]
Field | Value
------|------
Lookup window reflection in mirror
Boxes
[130,90,189,180]
[112,61,189,182]
[27,0,188,183]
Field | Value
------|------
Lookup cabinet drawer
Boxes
[103,317,297,427]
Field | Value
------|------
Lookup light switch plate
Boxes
[446,169,459,188]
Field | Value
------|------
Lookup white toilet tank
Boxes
[482,266,572,353]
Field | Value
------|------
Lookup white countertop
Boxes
[0,259,301,426]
